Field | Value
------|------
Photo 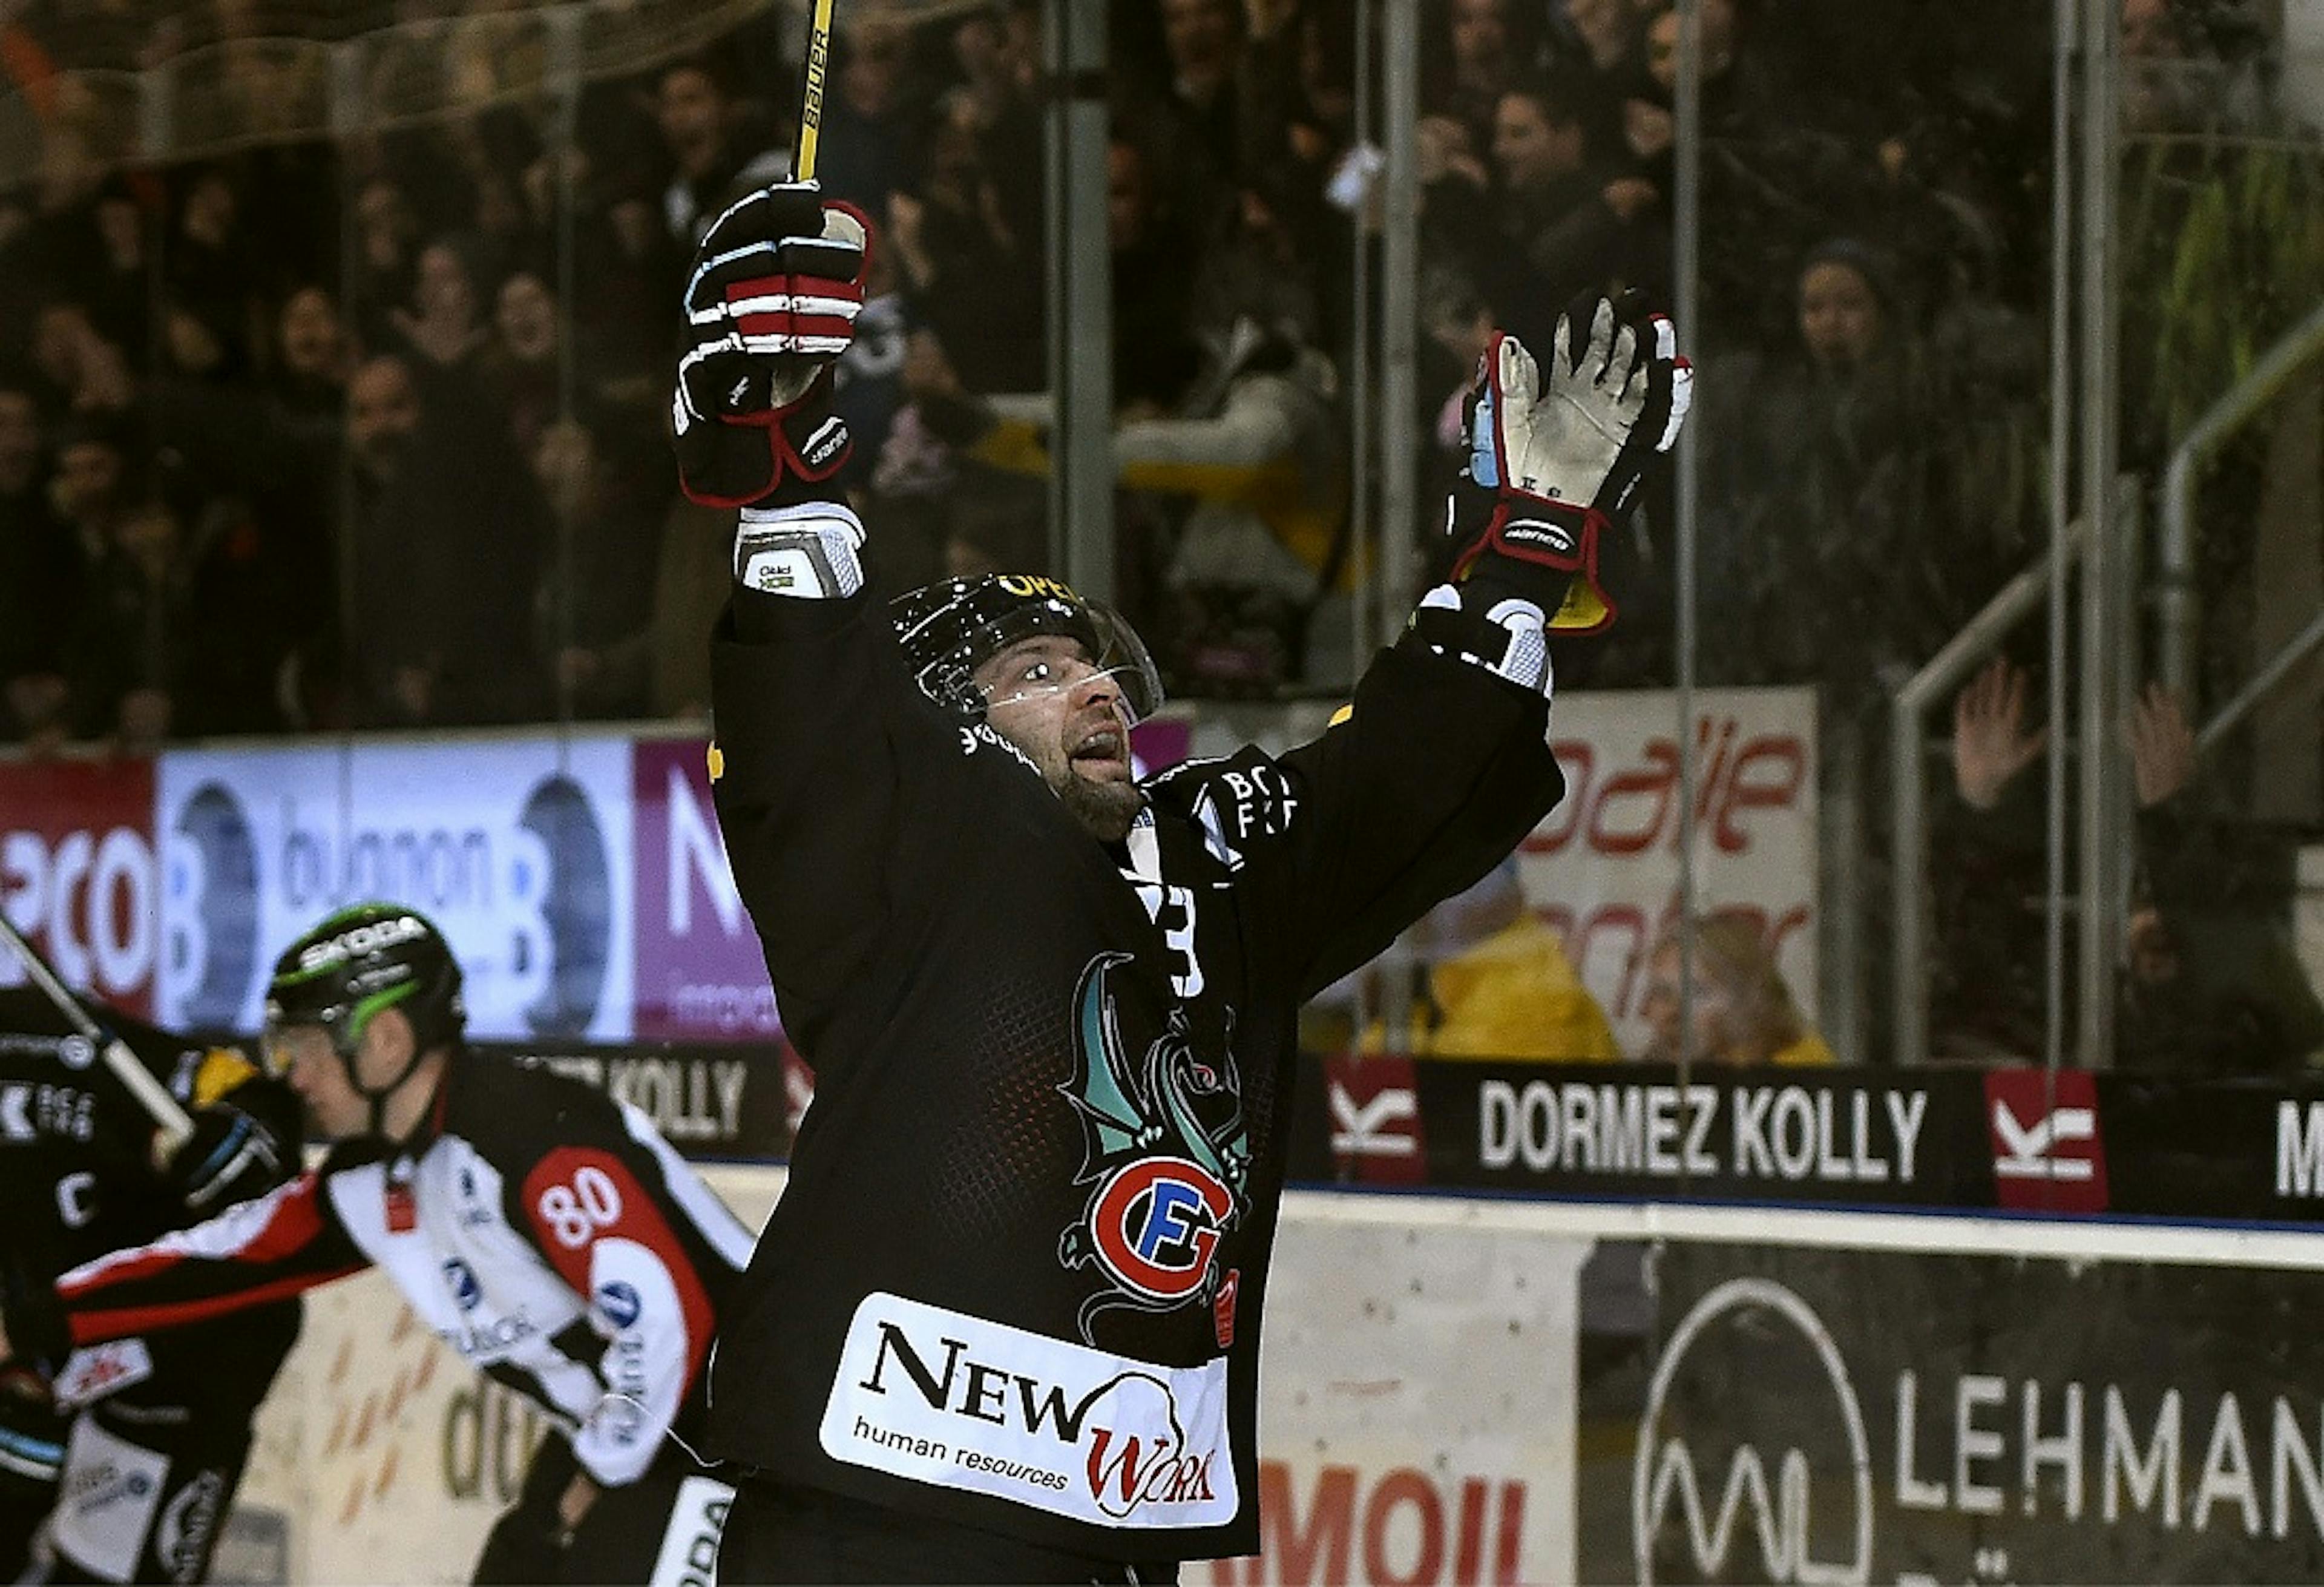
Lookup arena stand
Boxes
[1,0,2323,1579]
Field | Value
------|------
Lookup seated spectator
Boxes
[1423,0,1546,153]
[346,176,422,353]
[1358,860,1621,1061]
[1557,0,1648,95]
[1461,73,1666,350]
[816,16,916,223]
[0,383,74,747]
[26,300,133,421]
[392,238,491,375]
[536,416,670,722]
[57,490,192,751]
[655,58,789,248]
[1693,238,1980,702]
[1637,916,1836,1066]
[343,353,548,726]
[885,90,1048,395]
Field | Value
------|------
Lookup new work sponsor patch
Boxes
[821,1292,1236,1530]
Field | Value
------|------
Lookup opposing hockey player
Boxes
[0,984,299,1585]
[4,905,755,1585]
[674,183,1687,1581]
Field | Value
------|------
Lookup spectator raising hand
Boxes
[1952,656,2047,810]
[2129,682,2197,809]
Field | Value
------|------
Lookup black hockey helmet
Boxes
[264,902,465,1065]
[889,574,1164,725]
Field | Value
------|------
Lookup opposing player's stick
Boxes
[0,914,194,1152]
[793,0,837,183]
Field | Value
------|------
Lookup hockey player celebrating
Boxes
[675,183,1686,1581]
[3,905,755,1585]
[0,979,298,1586]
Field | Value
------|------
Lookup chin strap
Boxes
[338,1041,434,1146]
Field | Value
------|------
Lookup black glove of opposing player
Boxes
[674,181,871,509]
[0,1362,64,1511]
[472,1501,575,1586]
[1442,290,1690,634]
[160,1103,286,1214]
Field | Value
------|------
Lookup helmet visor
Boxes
[965,597,1164,726]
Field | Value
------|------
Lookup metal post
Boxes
[549,4,583,737]
[2043,0,2077,1077]
[1374,0,1418,645]
[2075,0,2121,1070]
[1889,694,1928,1067]
[1043,0,1114,599]
[330,39,367,731]
[1672,0,1704,1069]
[1347,0,1375,683]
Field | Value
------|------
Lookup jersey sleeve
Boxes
[706,589,962,1028]
[508,1110,747,1487]
[55,1170,366,1344]
[1160,636,1566,999]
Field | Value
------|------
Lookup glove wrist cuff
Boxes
[1408,583,1555,698]
[734,504,866,600]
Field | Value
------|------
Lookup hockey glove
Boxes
[0,1364,64,1506]
[473,1502,574,1586]
[159,1103,286,1214]
[1411,297,1690,692]
[673,181,871,510]
[1446,294,1690,632]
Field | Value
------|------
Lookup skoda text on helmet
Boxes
[890,574,1165,726]
[265,903,464,1138]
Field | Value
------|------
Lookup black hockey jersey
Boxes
[0,987,300,1295]
[704,590,1563,1559]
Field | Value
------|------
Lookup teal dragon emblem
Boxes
[1057,950,1250,1341]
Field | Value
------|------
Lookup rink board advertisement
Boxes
[151,739,638,1040]
[217,1181,2324,1585]
[0,757,159,1016]
[1589,1236,2324,1585]
[3,688,1813,1057]
[1519,688,1818,1046]
[630,738,780,1042]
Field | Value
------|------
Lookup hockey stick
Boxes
[0,913,194,1151]
[793,0,837,183]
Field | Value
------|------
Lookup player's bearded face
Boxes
[976,636,1146,842]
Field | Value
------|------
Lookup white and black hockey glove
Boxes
[674,180,870,511]
[1413,294,1690,692]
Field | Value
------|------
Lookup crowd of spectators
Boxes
[0,0,2309,1070]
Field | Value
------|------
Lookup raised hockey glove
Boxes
[674,181,870,510]
[1444,294,1690,634]
[1411,298,1690,692]
[158,1103,286,1214]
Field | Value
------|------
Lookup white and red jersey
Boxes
[54,1053,753,1487]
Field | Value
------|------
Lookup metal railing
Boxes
[1888,478,2139,1069]
[2159,298,2324,702]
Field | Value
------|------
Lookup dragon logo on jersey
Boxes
[1057,951,1249,1344]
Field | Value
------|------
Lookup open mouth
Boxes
[1071,726,1129,774]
